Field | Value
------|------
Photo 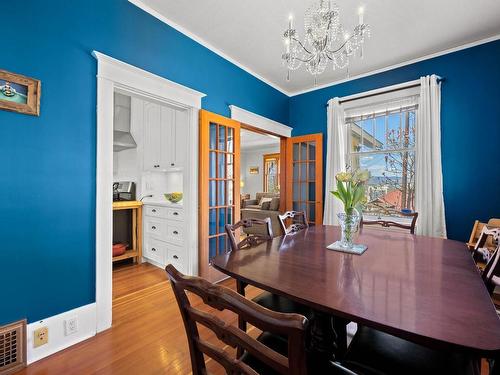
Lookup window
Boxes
[346,95,418,222]
[263,153,280,193]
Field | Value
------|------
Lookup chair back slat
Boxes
[195,338,260,375]
[166,264,308,375]
[278,211,309,235]
[361,211,418,234]
[225,218,273,251]
[187,307,289,373]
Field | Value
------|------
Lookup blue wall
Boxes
[2,0,499,327]
[289,39,500,242]
[0,0,288,325]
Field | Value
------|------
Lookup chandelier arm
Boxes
[288,55,316,63]
[293,37,313,55]
[326,36,352,54]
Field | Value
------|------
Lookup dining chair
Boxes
[472,227,500,267]
[331,325,479,375]
[225,218,312,334]
[278,211,309,235]
[483,245,500,295]
[165,264,308,375]
[467,218,500,250]
[360,211,418,234]
[225,217,274,251]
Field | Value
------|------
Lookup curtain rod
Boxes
[325,76,444,107]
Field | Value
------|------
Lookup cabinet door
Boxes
[160,106,175,170]
[171,109,188,169]
[143,102,162,171]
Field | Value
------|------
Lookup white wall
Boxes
[240,144,280,198]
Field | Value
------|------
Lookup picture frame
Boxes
[249,166,259,174]
[0,69,41,116]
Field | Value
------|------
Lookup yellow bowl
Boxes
[164,192,183,203]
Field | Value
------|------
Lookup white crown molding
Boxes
[229,105,292,138]
[290,33,500,97]
[92,51,206,108]
[128,0,291,96]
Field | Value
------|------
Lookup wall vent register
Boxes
[0,319,26,375]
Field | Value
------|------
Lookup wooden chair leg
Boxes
[236,280,248,357]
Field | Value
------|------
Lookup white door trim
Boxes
[229,105,292,137]
[93,51,205,332]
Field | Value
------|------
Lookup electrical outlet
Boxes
[64,317,78,336]
[34,326,48,347]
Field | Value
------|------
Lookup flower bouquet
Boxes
[328,168,369,252]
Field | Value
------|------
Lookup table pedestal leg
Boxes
[307,311,347,371]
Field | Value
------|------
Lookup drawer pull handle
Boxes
[151,248,156,252]
[152,209,157,213]
[173,212,179,216]
[151,226,157,230]
[171,163,175,166]
[173,230,179,235]
[173,255,179,259]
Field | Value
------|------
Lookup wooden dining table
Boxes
[211,225,500,370]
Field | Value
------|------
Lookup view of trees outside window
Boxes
[347,109,416,222]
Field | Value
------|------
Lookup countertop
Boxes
[112,200,143,210]
[140,200,183,208]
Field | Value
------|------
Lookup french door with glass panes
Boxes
[199,110,240,282]
[286,134,323,225]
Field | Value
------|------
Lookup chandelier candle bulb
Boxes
[358,7,364,24]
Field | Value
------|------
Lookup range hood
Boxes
[114,93,136,152]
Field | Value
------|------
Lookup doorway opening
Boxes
[94,51,204,332]
[198,110,324,282]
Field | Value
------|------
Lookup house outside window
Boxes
[345,94,418,222]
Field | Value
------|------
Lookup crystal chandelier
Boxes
[282,1,370,83]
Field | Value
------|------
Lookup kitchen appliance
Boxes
[113,181,136,201]
[113,92,137,151]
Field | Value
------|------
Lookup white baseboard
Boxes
[27,303,97,364]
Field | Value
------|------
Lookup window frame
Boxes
[263,152,280,193]
[344,93,419,222]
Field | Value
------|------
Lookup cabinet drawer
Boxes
[144,239,166,265]
[166,245,186,273]
[166,223,184,245]
[144,217,167,239]
[167,208,184,221]
[145,205,168,219]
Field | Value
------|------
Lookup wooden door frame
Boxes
[285,133,323,225]
[199,110,241,282]
[240,123,288,212]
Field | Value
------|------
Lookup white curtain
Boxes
[323,98,347,225]
[415,75,447,238]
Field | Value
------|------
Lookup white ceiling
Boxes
[137,0,500,95]
[240,129,280,151]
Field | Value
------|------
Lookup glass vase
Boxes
[337,210,361,248]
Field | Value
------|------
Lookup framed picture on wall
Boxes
[0,69,41,116]
[249,166,259,174]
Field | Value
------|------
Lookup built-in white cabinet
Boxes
[143,204,187,273]
[143,102,188,171]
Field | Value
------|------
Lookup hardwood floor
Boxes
[15,263,491,374]
[16,263,261,375]
[112,261,166,299]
